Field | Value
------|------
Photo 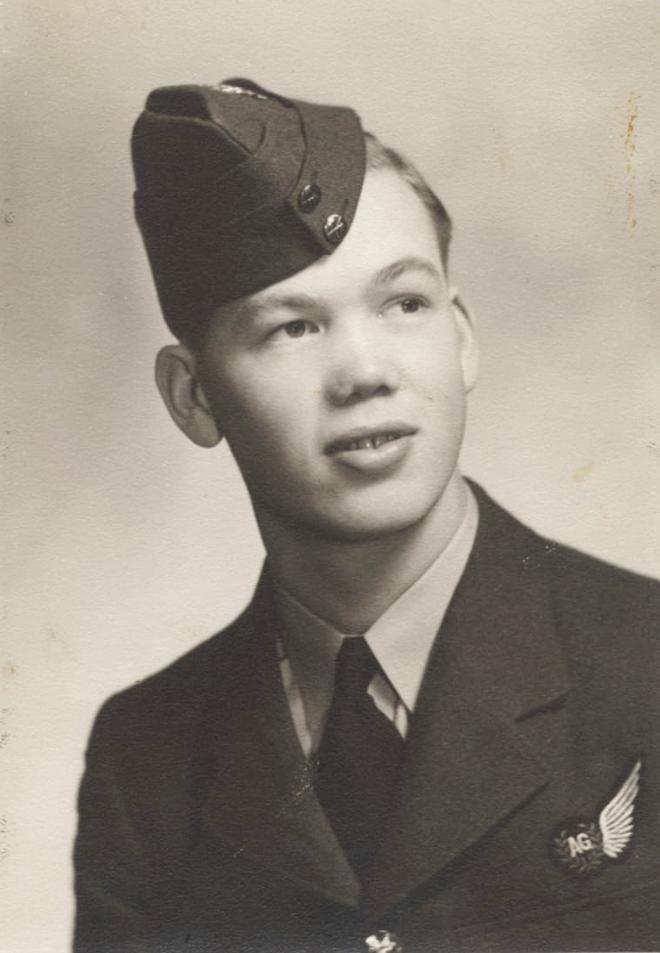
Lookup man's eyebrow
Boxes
[371,257,442,287]
[239,293,318,323]
[226,259,441,330]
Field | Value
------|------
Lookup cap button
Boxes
[298,183,322,212]
[323,212,348,245]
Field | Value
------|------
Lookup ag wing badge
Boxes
[552,759,641,875]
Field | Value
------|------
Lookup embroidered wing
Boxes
[598,759,641,858]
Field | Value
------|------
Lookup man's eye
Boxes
[398,297,424,314]
[383,297,427,317]
[276,320,317,339]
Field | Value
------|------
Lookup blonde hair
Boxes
[364,132,452,272]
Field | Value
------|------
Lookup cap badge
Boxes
[323,212,348,245]
[365,930,402,952]
[217,82,268,100]
[552,759,641,875]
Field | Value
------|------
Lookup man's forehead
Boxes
[248,256,443,306]
[237,170,446,313]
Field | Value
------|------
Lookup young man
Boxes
[74,79,660,953]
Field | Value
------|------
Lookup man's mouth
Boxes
[334,432,402,452]
[325,424,417,457]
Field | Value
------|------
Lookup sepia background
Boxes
[3,1,660,949]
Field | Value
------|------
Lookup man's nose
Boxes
[323,322,401,407]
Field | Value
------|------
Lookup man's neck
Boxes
[256,472,469,634]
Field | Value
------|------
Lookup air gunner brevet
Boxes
[131,78,366,341]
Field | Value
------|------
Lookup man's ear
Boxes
[449,287,479,393]
[155,344,222,448]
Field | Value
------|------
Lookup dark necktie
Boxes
[315,637,405,884]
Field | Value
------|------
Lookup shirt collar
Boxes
[274,483,479,722]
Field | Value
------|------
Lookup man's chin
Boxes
[289,501,437,545]
[252,478,456,548]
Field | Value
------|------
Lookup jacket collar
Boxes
[201,485,569,915]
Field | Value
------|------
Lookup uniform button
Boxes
[323,212,348,245]
[297,183,322,212]
[365,930,402,952]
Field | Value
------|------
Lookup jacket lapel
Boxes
[199,489,570,919]
[363,488,570,921]
[200,572,360,908]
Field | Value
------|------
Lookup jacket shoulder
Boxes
[480,486,660,736]
[472,480,660,615]
[89,596,257,747]
[472,481,660,687]
[535,524,660,636]
[546,537,660,703]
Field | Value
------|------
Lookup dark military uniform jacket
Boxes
[74,484,660,952]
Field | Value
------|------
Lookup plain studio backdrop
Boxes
[3,1,660,949]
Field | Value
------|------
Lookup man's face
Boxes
[195,168,476,542]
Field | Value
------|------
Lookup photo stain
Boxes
[624,92,640,230]
[0,816,8,863]
[572,461,594,483]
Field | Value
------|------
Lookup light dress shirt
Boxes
[274,485,479,758]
